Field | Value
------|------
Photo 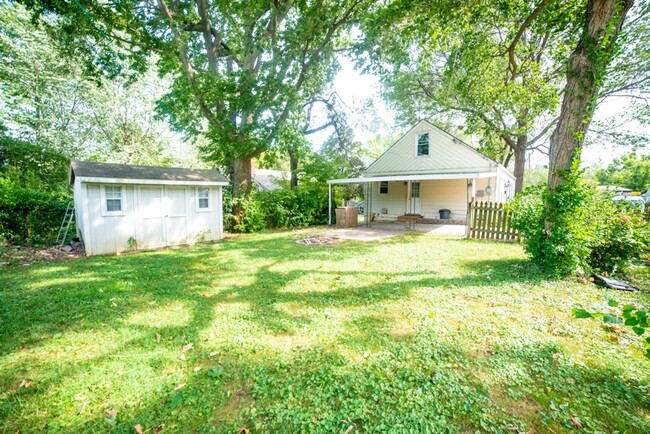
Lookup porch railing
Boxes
[466,200,519,242]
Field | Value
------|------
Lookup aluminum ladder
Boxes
[56,201,75,245]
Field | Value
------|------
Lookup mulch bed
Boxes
[1,241,85,266]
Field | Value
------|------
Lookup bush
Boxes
[224,182,330,233]
[508,168,648,276]
[0,181,72,245]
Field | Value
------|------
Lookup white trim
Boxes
[328,171,498,185]
[81,182,92,256]
[416,132,430,157]
[77,176,228,186]
[195,187,212,212]
[100,185,127,217]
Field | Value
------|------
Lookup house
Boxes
[70,161,229,256]
[254,169,290,191]
[327,120,515,225]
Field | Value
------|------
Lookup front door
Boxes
[410,182,422,214]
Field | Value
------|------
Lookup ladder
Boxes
[56,201,75,245]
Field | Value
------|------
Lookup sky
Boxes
[309,56,648,171]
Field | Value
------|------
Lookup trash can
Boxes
[439,209,451,219]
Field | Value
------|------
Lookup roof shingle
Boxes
[70,161,229,184]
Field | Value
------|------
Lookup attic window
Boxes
[417,133,430,156]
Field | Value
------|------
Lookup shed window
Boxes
[105,186,122,212]
[379,181,389,195]
[417,133,430,156]
[198,188,210,209]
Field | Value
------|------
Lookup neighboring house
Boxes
[327,120,515,225]
[643,188,650,203]
[254,169,290,191]
[70,161,229,256]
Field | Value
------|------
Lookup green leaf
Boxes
[171,392,183,407]
[625,318,639,326]
[632,327,646,336]
[607,298,619,307]
[573,308,592,319]
[603,314,622,324]
[208,365,225,378]
[622,305,635,314]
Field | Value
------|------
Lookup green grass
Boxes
[1,229,649,433]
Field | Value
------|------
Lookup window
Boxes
[379,181,389,195]
[411,182,420,198]
[197,187,210,210]
[105,186,122,212]
[417,133,430,156]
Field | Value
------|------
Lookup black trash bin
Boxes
[439,209,451,219]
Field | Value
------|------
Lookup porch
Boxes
[327,171,512,228]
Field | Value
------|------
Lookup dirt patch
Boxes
[295,236,339,246]
[0,242,84,266]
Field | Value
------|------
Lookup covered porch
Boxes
[327,170,513,228]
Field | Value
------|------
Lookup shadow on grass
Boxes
[1,232,648,432]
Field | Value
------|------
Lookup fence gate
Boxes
[466,200,519,242]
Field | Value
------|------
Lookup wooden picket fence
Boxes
[466,201,519,242]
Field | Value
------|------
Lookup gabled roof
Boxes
[365,120,504,177]
[70,161,229,185]
[254,169,289,191]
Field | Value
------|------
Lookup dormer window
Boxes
[417,133,430,156]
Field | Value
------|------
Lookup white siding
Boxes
[76,183,223,256]
[370,179,471,220]
[366,120,496,176]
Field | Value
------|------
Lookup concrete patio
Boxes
[320,221,466,242]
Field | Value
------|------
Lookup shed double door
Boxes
[137,186,188,248]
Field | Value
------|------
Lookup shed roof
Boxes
[70,161,229,185]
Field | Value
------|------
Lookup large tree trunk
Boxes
[513,136,527,194]
[513,147,526,194]
[548,0,633,189]
[232,157,254,197]
[288,149,298,190]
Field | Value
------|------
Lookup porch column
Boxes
[328,183,332,226]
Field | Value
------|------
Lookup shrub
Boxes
[0,181,72,245]
[224,182,330,233]
[508,166,648,276]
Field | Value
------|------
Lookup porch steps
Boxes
[396,214,466,225]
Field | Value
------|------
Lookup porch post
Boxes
[328,183,332,226]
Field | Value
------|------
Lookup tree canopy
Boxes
[20,0,373,195]
[596,152,650,191]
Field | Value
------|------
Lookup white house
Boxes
[327,120,515,225]
[70,161,229,256]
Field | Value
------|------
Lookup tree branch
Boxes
[506,0,553,80]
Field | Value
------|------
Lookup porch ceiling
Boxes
[327,171,497,185]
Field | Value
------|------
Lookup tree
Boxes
[1,2,201,167]
[547,0,634,189]
[362,0,585,193]
[596,152,650,190]
[21,0,372,196]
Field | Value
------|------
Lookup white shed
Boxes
[70,161,229,256]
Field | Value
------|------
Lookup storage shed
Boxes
[70,161,229,256]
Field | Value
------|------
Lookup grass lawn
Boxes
[1,229,649,433]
